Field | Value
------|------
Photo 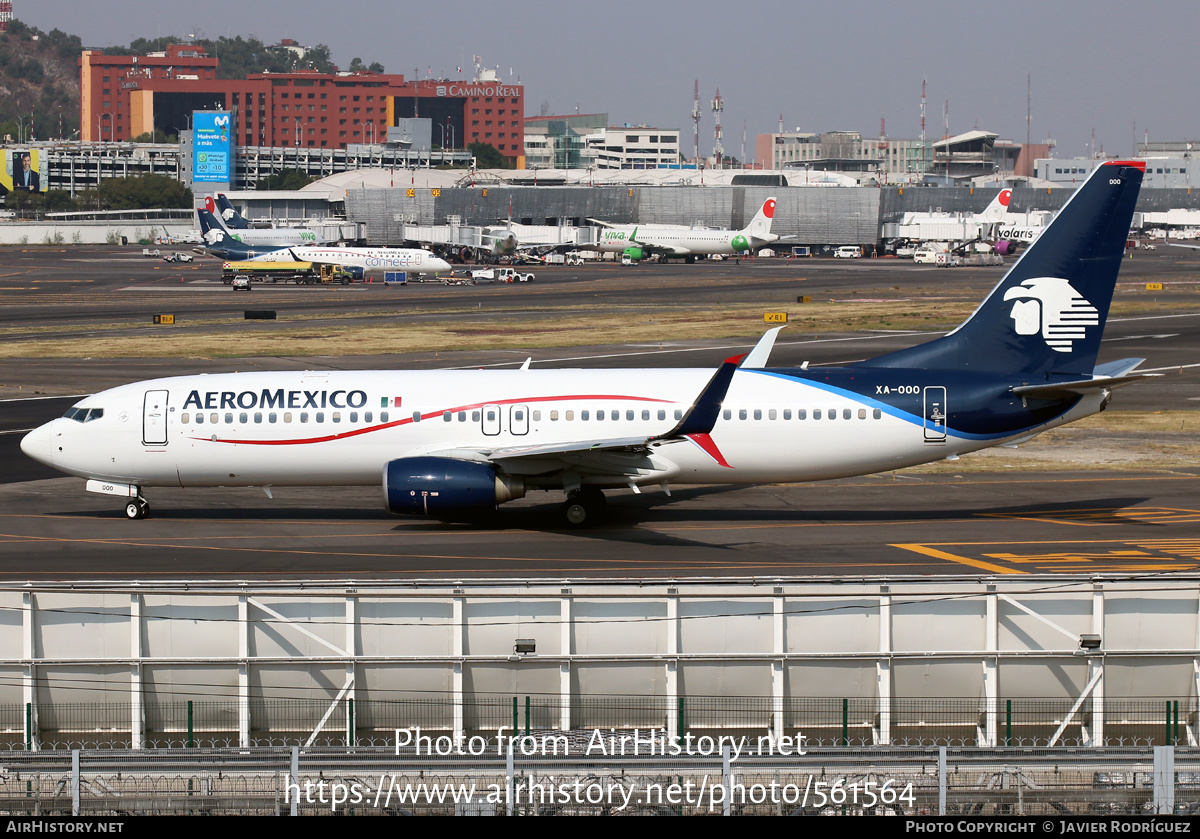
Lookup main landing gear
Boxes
[124,496,150,520]
[561,488,607,527]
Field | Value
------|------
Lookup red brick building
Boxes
[80,44,525,165]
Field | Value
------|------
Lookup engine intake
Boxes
[383,456,524,516]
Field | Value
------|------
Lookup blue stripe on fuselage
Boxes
[746,369,1076,441]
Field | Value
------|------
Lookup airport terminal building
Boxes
[80,44,525,165]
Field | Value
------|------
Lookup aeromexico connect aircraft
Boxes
[590,196,780,262]
[196,207,451,276]
[23,161,1149,525]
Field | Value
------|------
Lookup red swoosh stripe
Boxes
[686,432,732,468]
[190,393,672,446]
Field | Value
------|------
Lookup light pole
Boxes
[294,119,303,148]
[446,119,454,150]
[95,113,113,144]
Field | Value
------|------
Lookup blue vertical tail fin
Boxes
[863,160,1145,377]
[214,193,250,229]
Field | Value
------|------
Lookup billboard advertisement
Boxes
[192,111,232,184]
[1,149,47,193]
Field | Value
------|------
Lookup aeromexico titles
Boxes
[23,161,1149,525]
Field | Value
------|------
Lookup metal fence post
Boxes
[842,698,849,746]
[722,744,732,816]
[187,700,194,748]
[291,745,299,816]
[505,741,515,817]
[1153,744,1175,814]
[938,746,947,816]
[71,749,80,817]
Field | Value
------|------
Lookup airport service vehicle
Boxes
[590,197,780,263]
[230,275,252,291]
[834,246,862,259]
[161,252,194,264]
[912,244,947,265]
[22,162,1149,526]
[498,267,534,283]
[469,267,534,283]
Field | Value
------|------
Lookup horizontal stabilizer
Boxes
[1093,358,1146,378]
[1011,372,1157,399]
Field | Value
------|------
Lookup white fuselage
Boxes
[250,247,451,274]
[225,228,323,248]
[21,368,1102,493]
[593,226,770,256]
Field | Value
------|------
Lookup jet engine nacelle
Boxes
[491,232,518,255]
[622,246,644,261]
[993,240,1014,256]
[383,456,525,516]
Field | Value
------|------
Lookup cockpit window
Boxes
[63,407,103,423]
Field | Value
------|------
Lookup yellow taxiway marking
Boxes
[894,538,1200,574]
[980,507,1200,526]
[890,544,1026,574]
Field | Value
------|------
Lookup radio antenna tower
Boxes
[0,1,12,32]
[691,80,701,166]
[711,87,724,166]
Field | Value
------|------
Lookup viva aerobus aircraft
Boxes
[591,196,780,262]
[22,161,1148,525]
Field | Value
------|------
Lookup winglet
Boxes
[741,326,786,369]
[654,353,745,439]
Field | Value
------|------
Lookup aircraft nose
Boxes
[432,257,452,272]
[20,422,54,467]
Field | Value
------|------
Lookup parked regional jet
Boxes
[196,209,450,275]
[194,209,288,260]
[590,197,779,262]
[198,195,330,248]
[23,162,1148,526]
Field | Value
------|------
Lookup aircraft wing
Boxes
[1165,240,1200,250]
[421,349,752,475]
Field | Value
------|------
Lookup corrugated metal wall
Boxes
[347,186,881,247]
[347,185,1199,247]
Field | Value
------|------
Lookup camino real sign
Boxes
[192,111,232,184]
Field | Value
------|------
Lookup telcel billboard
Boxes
[192,111,232,184]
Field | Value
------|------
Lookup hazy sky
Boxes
[20,0,1199,161]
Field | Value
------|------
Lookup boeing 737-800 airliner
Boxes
[22,161,1148,525]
